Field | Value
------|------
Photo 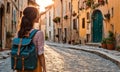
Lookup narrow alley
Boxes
[0,43,120,72]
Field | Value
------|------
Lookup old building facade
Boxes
[71,0,80,44]
[51,0,120,46]
[0,0,29,49]
[45,4,54,41]
[40,11,46,39]
[77,0,120,47]
[53,0,72,43]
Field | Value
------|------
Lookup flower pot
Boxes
[106,44,114,50]
[101,38,107,49]
[101,43,107,49]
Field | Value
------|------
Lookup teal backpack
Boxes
[11,29,38,71]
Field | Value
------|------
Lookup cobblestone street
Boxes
[0,44,120,72]
[46,45,120,72]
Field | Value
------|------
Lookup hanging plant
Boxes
[79,7,83,10]
[53,17,60,23]
[104,13,110,20]
[72,11,77,17]
[86,1,91,7]
[85,0,94,7]
[55,34,59,38]
[64,15,68,20]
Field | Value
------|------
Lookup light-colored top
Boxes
[30,29,44,55]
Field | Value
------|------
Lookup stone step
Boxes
[85,43,101,47]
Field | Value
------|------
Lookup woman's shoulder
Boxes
[30,29,43,34]
[36,29,43,33]
[34,29,43,37]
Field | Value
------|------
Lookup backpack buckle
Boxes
[22,57,25,71]
[13,56,17,70]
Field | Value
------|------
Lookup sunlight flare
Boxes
[36,0,54,12]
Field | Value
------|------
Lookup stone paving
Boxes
[46,41,120,68]
[0,50,13,72]
[46,44,120,72]
[0,41,120,72]
[45,45,64,72]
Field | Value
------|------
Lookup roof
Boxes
[40,11,46,15]
[45,4,54,10]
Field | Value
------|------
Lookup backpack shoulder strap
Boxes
[29,29,38,39]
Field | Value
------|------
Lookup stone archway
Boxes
[92,10,103,43]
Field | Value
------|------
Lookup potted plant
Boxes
[106,37,114,50]
[72,11,77,17]
[86,0,92,7]
[116,46,120,51]
[6,31,13,48]
[104,13,110,20]
[79,7,83,10]
[106,31,115,50]
[55,34,59,38]
[45,35,48,40]
[53,17,60,23]
[64,15,68,20]
[101,38,107,49]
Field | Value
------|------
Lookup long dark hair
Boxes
[18,7,39,38]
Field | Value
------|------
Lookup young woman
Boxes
[17,7,46,72]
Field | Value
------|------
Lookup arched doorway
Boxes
[92,10,103,42]
[0,5,4,49]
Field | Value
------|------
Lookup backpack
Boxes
[11,29,38,71]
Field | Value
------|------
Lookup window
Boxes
[111,7,114,17]
[6,2,10,13]
[73,19,77,30]
[78,1,79,12]
[69,2,71,11]
[49,31,51,40]
[49,11,51,26]
[82,18,85,28]
[87,12,90,20]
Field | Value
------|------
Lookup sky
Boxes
[36,0,54,12]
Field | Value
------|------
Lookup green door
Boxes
[92,10,103,42]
